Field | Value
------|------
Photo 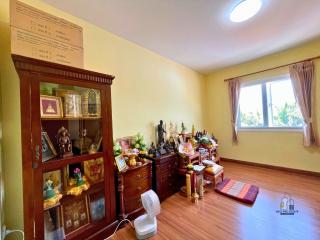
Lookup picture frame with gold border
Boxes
[40,95,63,118]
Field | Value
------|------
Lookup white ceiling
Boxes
[44,0,320,73]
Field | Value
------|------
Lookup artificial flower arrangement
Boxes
[113,140,122,157]
[131,133,147,154]
[198,136,218,149]
[66,167,90,196]
[113,133,148,168]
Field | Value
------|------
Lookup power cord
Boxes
[4,229,24,240]
[104,219,134,240]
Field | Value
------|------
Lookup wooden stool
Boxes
[204,164,224,187]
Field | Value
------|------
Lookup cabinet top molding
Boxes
[12,54,114,85]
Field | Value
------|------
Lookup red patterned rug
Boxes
[215,178,259,204]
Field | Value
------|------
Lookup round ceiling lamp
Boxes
[230,0,263,23]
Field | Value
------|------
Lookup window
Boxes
[238,76,303,129]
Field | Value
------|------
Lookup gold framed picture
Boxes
[42,132,58,162]
[61,194,90,235]
[81,89,101,117]
[40,95,63,118]
[115,155,128,172]
[83,158,104,184]
[55,89,82,118]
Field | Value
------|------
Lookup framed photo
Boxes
[83,157,104,184]
[42,132,58,162]
[61,194,90,235]
[89,192,105,222]
[55,89,82,118]
[116,136,134,152]
[81,89,101,117]
[40,95,63,118]
[115,155,127,172]
[44,207,64,240]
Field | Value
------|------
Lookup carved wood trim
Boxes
[12,54,114,85]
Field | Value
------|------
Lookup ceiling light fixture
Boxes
[230,0,262,23]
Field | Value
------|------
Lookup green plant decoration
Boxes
[132,133,147,152]
[113,140,122,157]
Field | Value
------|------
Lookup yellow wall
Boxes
[205,38,320,173]
[0,0,205,233]
[1,0,320,236]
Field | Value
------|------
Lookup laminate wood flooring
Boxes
[112,161,320,240]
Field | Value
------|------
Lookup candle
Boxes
[199,176,204,199]
[186,174,191,199]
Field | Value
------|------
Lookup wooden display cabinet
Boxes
[13,55,118,240]
[151,153,180,202]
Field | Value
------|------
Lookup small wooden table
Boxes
[204,165,224,187]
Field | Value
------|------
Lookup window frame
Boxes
[237,75,303,131]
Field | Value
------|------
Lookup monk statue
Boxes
[157,120,166,147]
[56,126,73,158]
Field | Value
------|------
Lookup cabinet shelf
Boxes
[41,116,102,121]
[41,152,104,171]
[43,181,104,211]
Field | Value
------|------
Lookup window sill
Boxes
[238,127,303,132]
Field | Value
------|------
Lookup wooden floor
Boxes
[112,161,320,240]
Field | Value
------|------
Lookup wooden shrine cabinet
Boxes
[117,161,152,220]
[13,55,118,240]
[152,153,179,202]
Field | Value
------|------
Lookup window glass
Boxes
[266,79,303,128]
[238,76,303,129]
[239,84,264,127]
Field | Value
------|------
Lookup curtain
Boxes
[289,60,317,147]
[228,78,241,143]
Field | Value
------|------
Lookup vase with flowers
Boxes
[74,168,84,186]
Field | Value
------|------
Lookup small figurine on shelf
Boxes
[181,122,187,134]
[163,140,174,153]
[56,126,73,158]
[168,136,177,151]
[148,142,157,158]
[211,133,218,143]
[74,168,84,186]
[66,167,90,196]
[157,120,166,147]
[73,129,93,155]
[44,179,56,200]
[192,124,195,137]
[43,179,63,209]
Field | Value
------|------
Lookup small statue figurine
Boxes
[57,126,73,158]
[157,120,166,147]
[181,122,187,134]
[211,133,218,143]
[44,179,56,200]
[74,168,84,186]
[148,142,157,157]
[163,140,174,153]
[192,124,195,137]
[73,129,93,155]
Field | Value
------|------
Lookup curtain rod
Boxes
[224,55,320,82]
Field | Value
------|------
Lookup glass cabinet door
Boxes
[39,82,106,239]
